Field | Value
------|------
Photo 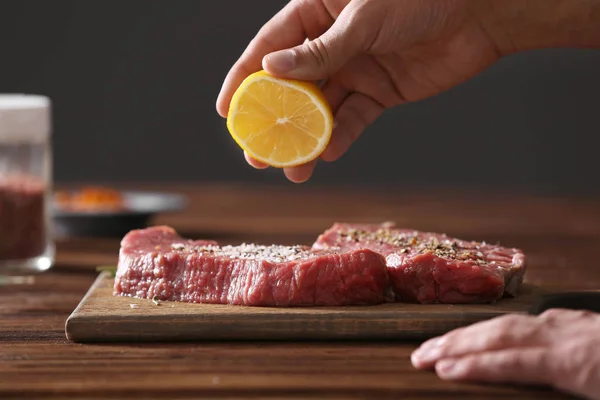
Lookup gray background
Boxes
[2,0,599,194]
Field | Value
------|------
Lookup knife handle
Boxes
[528,291,600,315]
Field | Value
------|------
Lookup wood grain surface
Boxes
[3,183,600,399]
[65,273,544,343]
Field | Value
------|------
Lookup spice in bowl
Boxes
[54,186,125,212]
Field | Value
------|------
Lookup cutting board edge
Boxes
[65,271,113,342]
[64,311,501,343]
[65,273,541,343]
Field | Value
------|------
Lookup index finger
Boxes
[434,347,552,385]
[411,314,541,369]
[216,0,333,117]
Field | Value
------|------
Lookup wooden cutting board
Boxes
[65,272,545,343]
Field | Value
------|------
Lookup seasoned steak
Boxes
[312,222,527,304]
[114,226,393,307]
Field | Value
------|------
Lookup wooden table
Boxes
[2,183,599,399]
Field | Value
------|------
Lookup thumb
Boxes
[262,8,368,81]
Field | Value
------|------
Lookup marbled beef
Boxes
[114,226,393,307]
[312,222,527,304]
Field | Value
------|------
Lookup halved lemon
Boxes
[226,70,333,168]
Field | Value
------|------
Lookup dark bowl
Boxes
[51,191,187,238]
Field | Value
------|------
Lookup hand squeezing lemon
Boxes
[226,71,333,168]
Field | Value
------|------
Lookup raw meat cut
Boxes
[312,222,527,304]
[114,226,393,307]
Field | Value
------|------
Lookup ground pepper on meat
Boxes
[339,228,488,264]
[171,242,318,263]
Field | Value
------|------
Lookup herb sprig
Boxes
[95,265,117,278]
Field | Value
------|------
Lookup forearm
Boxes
[478,0,600,55]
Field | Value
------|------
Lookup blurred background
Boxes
[2,0,599,195]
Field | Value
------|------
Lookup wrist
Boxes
[476,0,600,55]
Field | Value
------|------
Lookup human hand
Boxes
[216,0,505,182]
[411,309,600,400]
[216,0,600,183]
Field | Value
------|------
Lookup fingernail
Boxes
[415,337,444,354]
[436,359,465,379]
[265,50,296,73]
[412,345,443,366]
[411,337,448,367]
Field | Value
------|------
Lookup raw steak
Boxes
[312,222,527,304]
[114,226,393,307]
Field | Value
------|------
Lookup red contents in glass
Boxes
[0,175,46,261]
